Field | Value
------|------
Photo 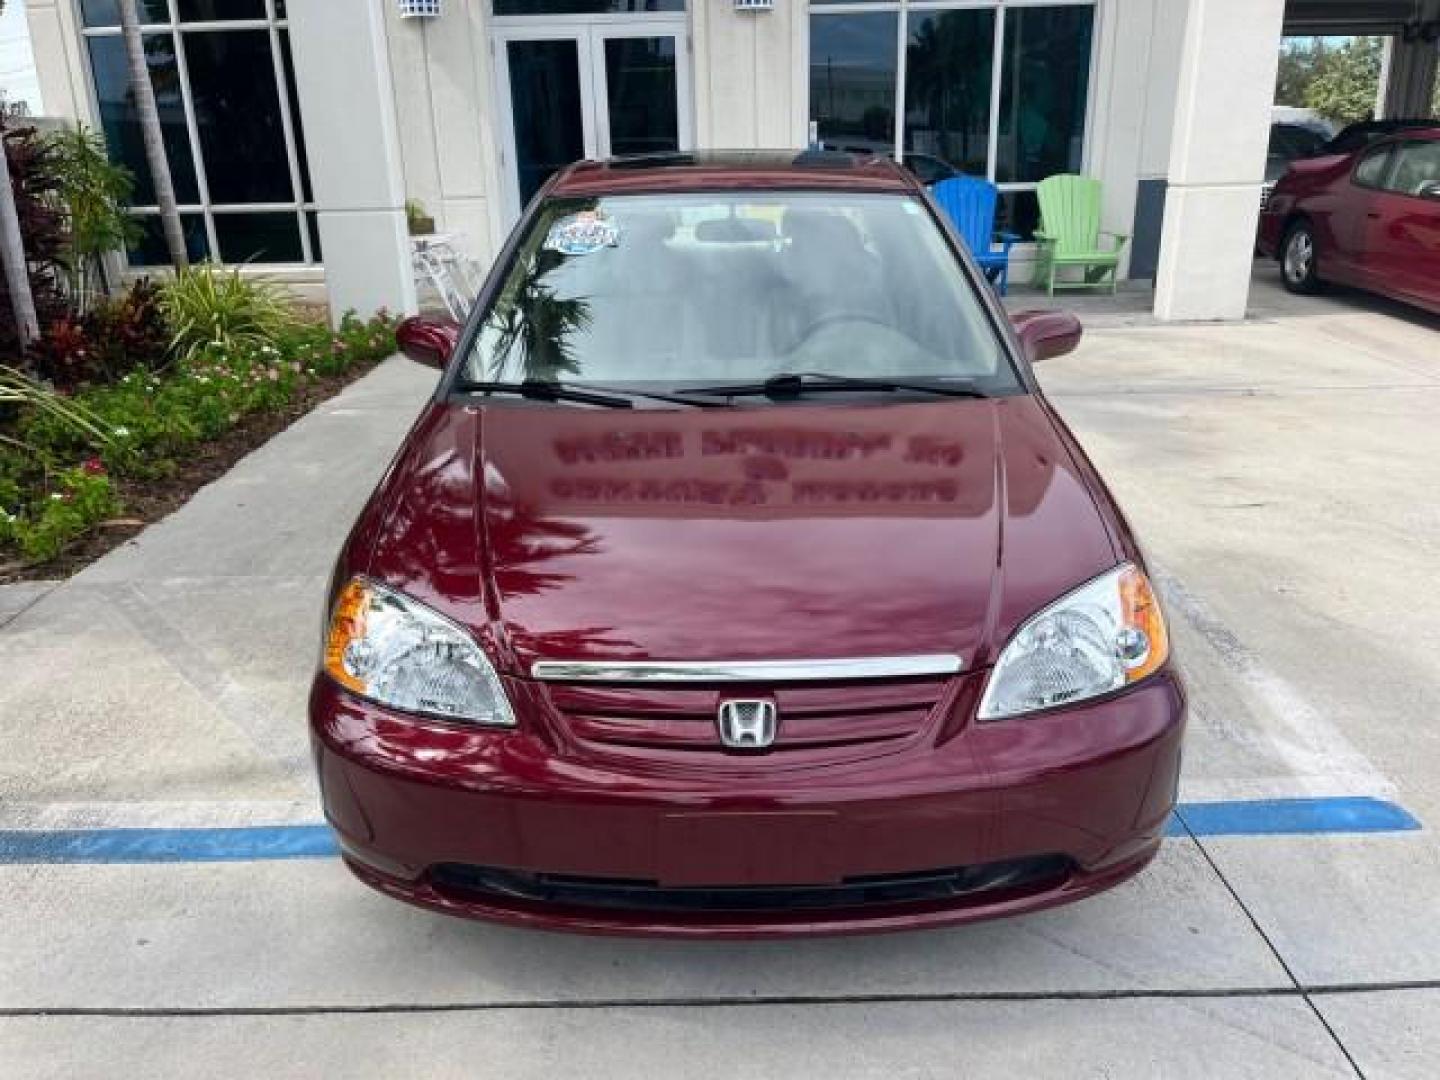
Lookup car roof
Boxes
[549,150,920,198]
[1358,126,1440,149]
[1329,119,1440,152]
[1338,118,1439,133]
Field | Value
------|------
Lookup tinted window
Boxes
[465,193,1012,392]
[904,9,995,178]
[279,33,313,203]
[996,6,1094,183]
[904,154,956,186]
[1387,142,1440,197]
[214,212,304,263]
[86,34,201,205]
[997,189,1042,242]
[507,39,586,208]
[810,13,899,158]
[604,37,679,157]
[493,1,683,12]
[1353,146,1394,188]
[185,31,294,203]
[127,213,210,266]
[81,0,169,26]
[177,0,266,19]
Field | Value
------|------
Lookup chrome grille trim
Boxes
[529,655,964,684]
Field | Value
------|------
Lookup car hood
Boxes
[363,398,1119,675]
[459,397,1117,674]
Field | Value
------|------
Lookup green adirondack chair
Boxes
[1032,175,1129,295]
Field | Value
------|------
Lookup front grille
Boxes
[1259,184,1274,210]
[430,856,1073,915]
[545,677,950,758]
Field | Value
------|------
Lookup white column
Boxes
[1153,0,1285,322]
[287,0,417,325]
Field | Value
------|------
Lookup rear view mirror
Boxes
[396,316,460,369]
[1010,310,1083,364]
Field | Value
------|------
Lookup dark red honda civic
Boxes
[311,151,1185,937]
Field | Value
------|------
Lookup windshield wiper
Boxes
[455,380,635,409]
[679,372,990,400]
[578,383,733,409]
[456,379,729,409]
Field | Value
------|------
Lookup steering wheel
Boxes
[789,310,897,348]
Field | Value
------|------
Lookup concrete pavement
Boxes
[2,267,1439,1077]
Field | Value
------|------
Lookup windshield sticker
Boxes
[545,211,621,256]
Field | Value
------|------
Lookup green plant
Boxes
[18,310,394,475]
[0,462,119,562]
[1275,36,1384,127]
[406,199,435,235]
[45,124,141,314]
[0,364,114,453]
[4,311,394,566]
[159,262,297,364]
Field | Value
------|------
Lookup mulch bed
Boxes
[0,355,387,585]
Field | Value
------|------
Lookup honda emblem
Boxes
[716,699,778,750]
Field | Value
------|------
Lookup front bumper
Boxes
[310,670,1185,938]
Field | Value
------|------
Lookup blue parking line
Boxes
[0,797,1420,865]
[1170,796,1420,838]
[0,825,338,864]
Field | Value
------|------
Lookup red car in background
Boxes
[311,151,1184,937]
[1259,124,1440,315]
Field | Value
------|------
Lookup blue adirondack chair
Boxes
[931,176,1019,295]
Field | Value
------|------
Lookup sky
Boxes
[0,0,43,114]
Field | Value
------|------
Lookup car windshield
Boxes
[461,192,1016,395]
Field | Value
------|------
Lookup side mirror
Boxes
[1419,181,1440,201]
[1010,310,1083,364]
[396,316,459,370]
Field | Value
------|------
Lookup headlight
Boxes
[323,577,515,726]
[978,563,1169,720]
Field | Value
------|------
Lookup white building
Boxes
[22,0,1440,323]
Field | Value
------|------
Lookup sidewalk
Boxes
[0,357,437,813]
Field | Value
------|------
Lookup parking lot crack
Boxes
[6,981,1440,1019]
[1173,807,1367,1079]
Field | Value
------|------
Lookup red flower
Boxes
[81,457,107,476]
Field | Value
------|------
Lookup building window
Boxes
[810,1,1096,239]
[79,0,316,267]
[491,1,685,13]
[811,11,899,157]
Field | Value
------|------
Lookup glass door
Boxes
[494,20,691,221]
[593,31,685,159]
[499,33,597,211]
